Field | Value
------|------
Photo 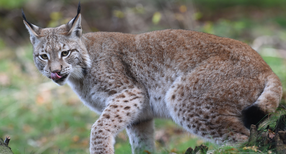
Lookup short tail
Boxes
[242,73,282,129]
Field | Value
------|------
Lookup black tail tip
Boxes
[242,105,267,129]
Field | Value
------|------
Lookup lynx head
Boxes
[22,3,91,86]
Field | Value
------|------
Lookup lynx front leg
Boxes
[90,87,145,154]
[126,119,155,154]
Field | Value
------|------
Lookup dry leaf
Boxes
[179,5,187,13]
[0,73,10,86]
[23,125,32,133]
[117,132,127,141]
[73,135,80,142]
[80,139,89,146]
[243,146,258,152]
[170,148,177,152]
[268,129,275,139]
[144,150,151,154]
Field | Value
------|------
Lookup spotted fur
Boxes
[23,4,282,154]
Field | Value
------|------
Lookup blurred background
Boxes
[1,0,286,153]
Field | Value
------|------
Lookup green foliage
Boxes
[193,0,286,10]
[0,38,5,50]
[152,12,162,25]
[273,16,286,28]
[262,56,286,89]
[0,0,29,9]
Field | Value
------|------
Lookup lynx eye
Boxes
[40,54,48,60]
[61,50,70,57]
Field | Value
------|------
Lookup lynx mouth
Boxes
[52,74,68,83]
[51,72,62,80]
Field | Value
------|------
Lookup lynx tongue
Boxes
[51,72,62,80]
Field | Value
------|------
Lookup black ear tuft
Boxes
[77,1,81,15]
[72,2,81,26]
[22,9,34,29]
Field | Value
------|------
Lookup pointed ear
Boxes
[66,2,82,37]
[22,10,41,45]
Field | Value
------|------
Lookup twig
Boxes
[4,136,10,146]
[248,124,258,145]
[185,144,208,154]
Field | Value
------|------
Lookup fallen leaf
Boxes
[268,129,275,139]
[144,150,151,154]
[170,148,177,152]
[80,139,89,146]
[179,5,187,13]
[229,148,237,151]
[243,146,258,152]
[23,125,32,133]
[117,132,127,141]
[73,135,79,142]
[0,73,10,86]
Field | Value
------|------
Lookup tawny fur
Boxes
[23,7,282,154]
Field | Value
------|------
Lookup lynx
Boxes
[23,3,282,154]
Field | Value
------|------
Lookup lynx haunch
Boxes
[23,3,282,154]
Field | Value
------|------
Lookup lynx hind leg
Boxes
[165,76,250,143]
[126,119,155,154]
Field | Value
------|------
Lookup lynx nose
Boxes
[50,64,62,80]
[50,64,62,73]
[49,62,62,74]
[51,69,61,74]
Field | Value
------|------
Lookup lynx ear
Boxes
[66,2,82,37]
[22,10,41,45]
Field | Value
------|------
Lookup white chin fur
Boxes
[53,79,67,86]
[70,65,84,79]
